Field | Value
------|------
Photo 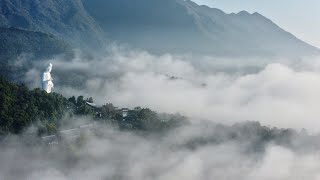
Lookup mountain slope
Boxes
[0,27,72,81]
[83,0,319,57]
[0,0,318,57]
[182,0,319,56]
[0,27,71,57]
[0,0,104,48]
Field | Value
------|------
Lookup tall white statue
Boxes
[42,63,54,93]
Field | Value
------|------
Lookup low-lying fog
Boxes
[22,46,320,132]
[1,122,320,180]
[3,46,320,180]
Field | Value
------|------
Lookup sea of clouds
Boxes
[1,122,320,180]
[3,46,320,179]
[21,46,320,132]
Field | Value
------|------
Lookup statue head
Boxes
[46,63,53,73]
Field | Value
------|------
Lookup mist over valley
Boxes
[1,0,320,179]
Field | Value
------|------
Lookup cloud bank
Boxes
[20,47,320,132]
[1,122,320,180]
[3,46,320,179]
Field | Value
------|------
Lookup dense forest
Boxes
[0,76,70,135]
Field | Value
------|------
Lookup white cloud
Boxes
[1,123,320,180]
[21,48,320,132]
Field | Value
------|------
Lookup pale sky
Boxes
[193,0,320,48]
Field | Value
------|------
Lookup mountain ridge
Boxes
[0,0,318,57]
[82,0,319,57]
[181,0,319,56]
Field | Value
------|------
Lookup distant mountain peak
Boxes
[237,10,251,16]
[252,12,263,16]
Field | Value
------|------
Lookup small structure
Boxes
[121,108,129,118]
[121,108,138,122]
[86,102,98,108]
[85,101,102,118]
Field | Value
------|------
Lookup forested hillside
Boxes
[0,76,186,136]
[0,27,71,58]
[0,27,72,81]
[0,0,104,48]
[0,76,70,134]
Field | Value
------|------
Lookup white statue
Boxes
[42,63,54,93]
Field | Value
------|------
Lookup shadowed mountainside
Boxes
[0,0,104,48]
[83,0,319,57]
[0,27,72,81]
[0,0,318,57]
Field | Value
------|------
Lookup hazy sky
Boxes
[193,0,320,48]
